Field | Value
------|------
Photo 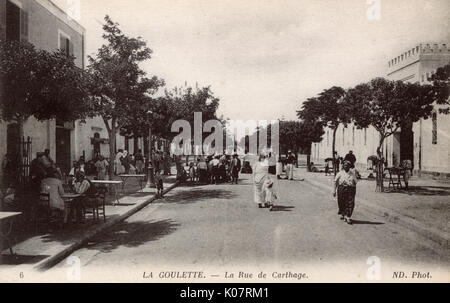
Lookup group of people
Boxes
[187,154,242,185]
[114,149,172,176]
[41,167,93,225]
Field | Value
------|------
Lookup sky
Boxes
[54,0,450,122]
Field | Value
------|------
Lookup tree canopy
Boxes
[0,39,90,127]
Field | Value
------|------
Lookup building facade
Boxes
[312,43,450,177]
[0,0,141,184]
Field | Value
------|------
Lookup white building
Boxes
[312,43,450,178]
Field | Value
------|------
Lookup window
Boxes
[432,113,437,145]
[59,30,74,57]
[6,1,27,42]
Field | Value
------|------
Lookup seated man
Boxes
[72,171,91,222]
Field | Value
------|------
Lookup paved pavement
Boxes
[298,168,450,238]
[0,172,178,276]
[38,173,449,282]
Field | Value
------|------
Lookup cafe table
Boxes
[90,180,123,205]
[0,212,22,255]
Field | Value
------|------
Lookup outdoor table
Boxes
[118,174,146,192]
[0,212,22,255]
[386,167,406,189]
[90,180,123,205]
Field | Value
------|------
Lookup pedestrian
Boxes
[95,155,108,180]
[189,162,196,182]
[264,177,277,211]
[197,157,208,184]
[135,149,144,174]
[115,149,125,175]
[276,156,284,180]
[401,159,413,190]
[253,154,269,208]
[164,152,172,175]
[121,150,130,174]
[286,151,296,181]
[229,153,242,184]
[333,161,358,225]
[209,156,220,184]
[155,169,164,198]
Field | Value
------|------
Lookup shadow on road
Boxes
[392,186,450,196]
[270,205,295,212]
[164,188,238,204]
[350,219,385,225]
[0,254,49,265]
[84,219,180,254]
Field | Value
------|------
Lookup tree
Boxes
[345,78,436,191]
[279,120,324,170]
[87,16,163,180]
[0,39,90,171]
[162,85,220,155]
[297,86,350,175]
[429,62,450,114]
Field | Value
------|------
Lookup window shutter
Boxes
[60,35,66,52]
[20,10,28,42]
[69,40,74,57]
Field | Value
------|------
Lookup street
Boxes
[52,174,449,282]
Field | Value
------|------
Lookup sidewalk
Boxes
[0,172,179,271]
[296,168,449,247]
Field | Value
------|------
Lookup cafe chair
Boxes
[82,188,107,223]
[34,193,64,232]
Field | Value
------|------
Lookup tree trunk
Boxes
[306,144,312,172]
[332,127,338,176]
[133,136,139,155]
[107,118,116,181]
[17,115,25,193]
[376,135,385,192]
[143,134,149,180]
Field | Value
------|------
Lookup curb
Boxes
[34,181,180,272]
[303,178,449,248]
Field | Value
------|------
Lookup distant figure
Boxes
[276,156,284,180]
[95,155,108,180]
[229,154,242,184]
[325,160,330,176]
[155,169,164,198]
[121,150,130,174]
[189,162,196,182]
[286,151,296,181]
[401,159,413,190]
[115,149,125,175]
[134,149,144,174]
[197,157,208,184]
[209,156,220,185]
